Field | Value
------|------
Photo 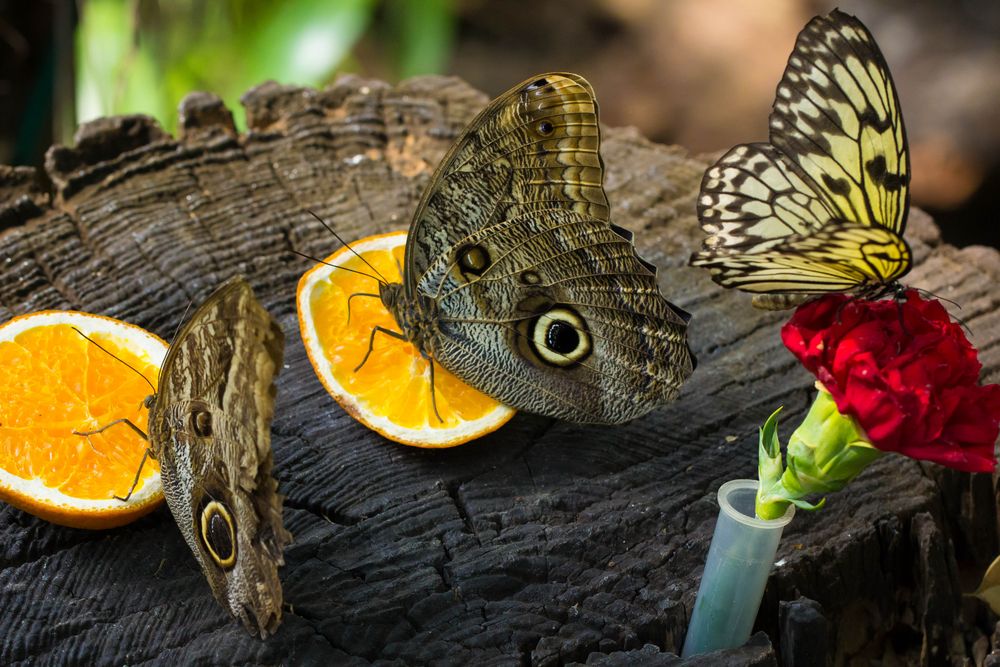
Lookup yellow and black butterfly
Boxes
[689,9,911,309]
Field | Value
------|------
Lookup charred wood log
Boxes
[0,75,997,665]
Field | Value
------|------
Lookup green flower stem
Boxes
[756,389,883,519]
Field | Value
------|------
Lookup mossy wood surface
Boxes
[0,76,997,666]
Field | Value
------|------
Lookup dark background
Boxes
[2,0,998,248]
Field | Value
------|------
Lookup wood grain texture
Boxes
[0,75,997,665]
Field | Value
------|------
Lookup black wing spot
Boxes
[207,512,234,560]
[866,154,887,180]
[858,107,893,132]
[457,244,491,277]
[546,321,580,355]
[821,173,853,196]
[536,120,554,136]
[865,155,905,191]
[527,78,549,90]
[192,409,213,437]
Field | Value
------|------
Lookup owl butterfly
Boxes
[78,277,290,638]
[689,9,912,309]
[358,72,695,423]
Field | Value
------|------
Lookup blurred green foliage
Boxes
[75,0,454,135]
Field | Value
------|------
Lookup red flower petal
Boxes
[782,291,999,473]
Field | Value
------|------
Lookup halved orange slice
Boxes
[297,230,515,447]
[0,311,166,529]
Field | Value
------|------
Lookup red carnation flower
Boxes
[781,291,1000,473]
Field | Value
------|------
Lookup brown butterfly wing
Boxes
[402,73,694,423]
[148,276,290,638]
[403,72,609,294]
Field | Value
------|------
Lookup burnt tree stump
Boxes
[0,76,998,666]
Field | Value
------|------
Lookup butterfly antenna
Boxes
[951,312,974,337]
[72,327,157,395]
[893,297,911,339]
[168,297,195,346]
[305,209,390,284]
[907,287,973,335]
[833,293,859,325]
[291,249,385,284]
[913,286,963,311]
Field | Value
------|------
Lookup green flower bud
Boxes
[756,389,883,520]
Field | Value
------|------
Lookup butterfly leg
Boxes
[833,294,862,325]
[426,355,444,424]
[73,418,153,502]
[894,296,912,345]
[113,447,155,502]
[345,292,381,326]
[74,417,149,440]
[355,325,408,372]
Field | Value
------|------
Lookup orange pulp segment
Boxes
[0,311,167,529]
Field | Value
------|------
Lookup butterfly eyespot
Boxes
[457,244,490,276]
[536,121,555,136]
[520,271,542,285]
[526,78,549,90]
[192,409,212,437]
[199,499,237,569]
[527,307,592,367]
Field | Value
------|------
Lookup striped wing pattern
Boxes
[690,9,912,297]
[699,223,910,294]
